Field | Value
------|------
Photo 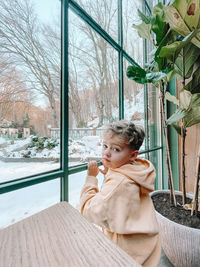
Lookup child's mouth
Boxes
[103,158,110,162]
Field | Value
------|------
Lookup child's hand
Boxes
[87,161,99,176]
[99,159,109,175]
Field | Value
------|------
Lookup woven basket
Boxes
[151,190,200,267]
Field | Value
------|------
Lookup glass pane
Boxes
[123,58,145,151]
[69,170,104,208]
[123,0,143,65]
[144,0,156,11]
[152,0,159,7]
[0,161,60,183]
[0,178,60,229]
[0,0,61,181]
[148,84,161,149]
[68,10,119,166]
[74,0,118,42]
[145,28,161,150]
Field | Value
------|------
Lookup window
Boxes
[75,0,118,42]
[0,0,61,181]
[122,0,143,65]
[0,0,62,227]
[68,9,119,166]
[0,179,60,229]
[67,0,162,206]
[0,0,163,228]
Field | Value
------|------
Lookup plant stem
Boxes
[191,145,200,216]
[181,126,187,205]
[195,173,200,215]
[181,47,187,205]
[160,82,176,206]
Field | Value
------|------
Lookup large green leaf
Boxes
[151,2,168,45]
[184,66,200,93]
[154,29,179,70]
[165,91,179,105]
[166,108,186,125]
[146,72,167,85]
[171,123,182,135]
[134,3,170,49]
[132,22,153,43]
[172,0,200,29]
[137,9,151,24]
[159,30,200,80]
[126,65,147,84]
[183,93,200,127]
[126,65,167,86]
[165,0,200,48]
[159,29,199,62]
[173,42,200,78]
[180,90,192,109]
[167,91,200,128]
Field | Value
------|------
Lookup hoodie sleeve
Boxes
[80,172,156,234]
[80,175,109,229]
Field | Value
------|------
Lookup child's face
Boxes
[101,133,138,169]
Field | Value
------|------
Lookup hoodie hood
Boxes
[108,158,156,192]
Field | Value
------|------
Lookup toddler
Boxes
[80,120,161,266]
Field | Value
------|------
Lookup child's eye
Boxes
[113,148,120,152]
[103,144,108,149]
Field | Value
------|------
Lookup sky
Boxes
[31,0,61,107]
[34,0,61,24]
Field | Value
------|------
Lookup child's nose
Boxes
[105,148,111,156]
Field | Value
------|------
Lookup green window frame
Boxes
[0,0,178,202]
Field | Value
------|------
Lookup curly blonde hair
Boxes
[104,120,145,151]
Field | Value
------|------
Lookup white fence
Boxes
[50,128,104,139]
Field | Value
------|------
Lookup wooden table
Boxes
[0,202,140,267]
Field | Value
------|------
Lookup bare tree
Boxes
[0,0,60,127]
[68,0,144,127]
[0,56,30,120]
[68,0,118,127]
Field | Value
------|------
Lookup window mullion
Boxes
[118,0,123,119]
[61,0,69,202]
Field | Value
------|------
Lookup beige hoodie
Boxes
[80,158,161,266]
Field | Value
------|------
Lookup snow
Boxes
[0,161,104,229]
[0,177,60,229]
[0,135,105,229]
[0,137,6,145]
[87,117,99,128]
[0,134,103,161]
[0,161,60,183]
[4,137,32,153]
[69,135,102,160]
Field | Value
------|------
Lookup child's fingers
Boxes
[88,161,98,168]
[87,161,99,176]
[99,165,108,175]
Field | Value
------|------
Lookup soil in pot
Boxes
[152,193,200,229]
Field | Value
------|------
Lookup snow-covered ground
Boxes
[0,134,102,181]
[0,160,104,229]
[0,160,60,183]
[0,133,105,229]
[0,135,103,229]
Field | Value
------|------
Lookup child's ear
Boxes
[130,150,138,161]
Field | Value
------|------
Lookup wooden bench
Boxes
[0,201,141,266]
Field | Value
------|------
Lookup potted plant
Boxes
[126,1,200,266]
